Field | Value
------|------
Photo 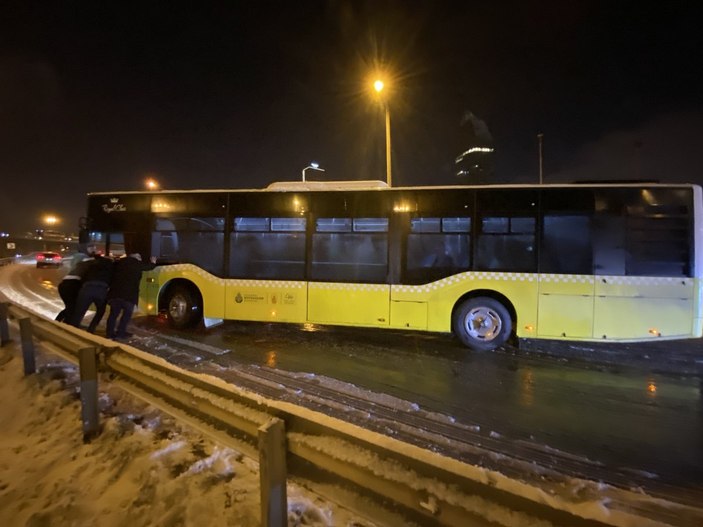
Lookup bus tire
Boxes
[453,297,512,351]
[165,284,203,329]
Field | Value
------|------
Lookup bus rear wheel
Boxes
[166,284,203,329]
[453,297,512,351]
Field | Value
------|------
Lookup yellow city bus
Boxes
[84,181,703,350]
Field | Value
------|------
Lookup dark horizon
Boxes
[1,1,702,234]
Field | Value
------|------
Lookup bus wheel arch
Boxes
[159,279,203,329]
[451,291,516,351]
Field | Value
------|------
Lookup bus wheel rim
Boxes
[465,307,501,341]
[169,294,188,322]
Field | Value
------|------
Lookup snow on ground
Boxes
[0,337,368,527]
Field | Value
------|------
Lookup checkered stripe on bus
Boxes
[165,264,306,288]
[392,272,536,293]
[392,273,694,293]
[167,264,228,285]
[225,279,306,288]
[162,265,694,290]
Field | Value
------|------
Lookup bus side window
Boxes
[541,215,592,274]
[153,218,179,261]
[593,188,692,277]
[475,216,536,272]
[152,217,225,275]
[229,217,306,280]
[155,232,179,259]
[405,217,470,284]
[592,213,626,275]
[311,217,388,283]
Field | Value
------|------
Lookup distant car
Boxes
[36,251,63,268]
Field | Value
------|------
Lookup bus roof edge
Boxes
[266,180,389,191]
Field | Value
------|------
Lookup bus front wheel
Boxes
[453,297,512,351]
[165,285,203,329]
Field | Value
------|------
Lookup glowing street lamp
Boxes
[145,177,160,190]
[302,162,325,182]
[373,78,392,187]
[43,214,59,226]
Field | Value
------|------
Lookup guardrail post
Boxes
[0,303,9,346]
[19,318,36,375]
[258,417,287,527]
[79,346,100,442]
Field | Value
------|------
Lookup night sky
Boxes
[1,1,701,234]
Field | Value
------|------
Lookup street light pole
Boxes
[384,105,392,187]
[537,133,544,185]
[374,79,392,187]
[302,162,325,182]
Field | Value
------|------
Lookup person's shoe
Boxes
[116,332,133,339]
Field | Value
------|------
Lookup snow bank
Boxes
[0,340,366,526]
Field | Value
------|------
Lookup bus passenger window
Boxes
[235,217,270,231]
[404,217,470,284]
[311,217,388,283]
[353,218,389,232]
[592,188,691,277]
[271,217,306,232]
[152,216,225,275]
[229,216,306,280]
[476,216,536,272]
[541,215,592,274]
[442,217,471,232]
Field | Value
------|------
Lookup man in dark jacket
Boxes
[55,255,93,323]
[106,253,154,339]
[69,250,113,332]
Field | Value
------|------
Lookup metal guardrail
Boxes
[1,300,700,527]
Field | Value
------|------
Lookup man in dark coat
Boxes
[106,253,154,339]
[55,256,93,323]
[69,250,113,332]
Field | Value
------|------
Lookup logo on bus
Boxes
[234,292,266,304]
[102,197,127,213]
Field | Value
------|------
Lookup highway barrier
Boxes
[0,257,17,267]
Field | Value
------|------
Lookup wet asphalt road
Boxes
[165,318,703,490]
